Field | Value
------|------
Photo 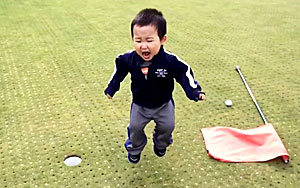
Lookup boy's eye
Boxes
[147,40,153,43]
[135,40,141,43]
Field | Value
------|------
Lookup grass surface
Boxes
[0,0,299,187]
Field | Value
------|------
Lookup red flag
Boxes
[201,123,289,163]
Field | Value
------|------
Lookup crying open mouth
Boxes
[142,52,150,58]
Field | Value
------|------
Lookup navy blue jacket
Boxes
[104,46,203,108]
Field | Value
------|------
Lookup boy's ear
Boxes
[160,35,167,44]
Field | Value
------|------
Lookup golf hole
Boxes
[64,155,82,166]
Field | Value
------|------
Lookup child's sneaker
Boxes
[154,146,166,157]
[128,153,141,164]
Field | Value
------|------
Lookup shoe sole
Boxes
[154,146,166,157]
[128,153,140,164]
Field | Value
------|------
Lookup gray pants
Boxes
[125,100,175,155]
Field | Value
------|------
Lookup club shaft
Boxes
[236,66,268,124]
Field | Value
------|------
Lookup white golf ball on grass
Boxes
[225,99,233,107]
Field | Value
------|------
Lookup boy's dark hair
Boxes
[131,8,167,40]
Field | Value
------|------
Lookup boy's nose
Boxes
[141,42,148,49]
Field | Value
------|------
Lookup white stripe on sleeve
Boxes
[107,65,117,84]
[164,49,197,89]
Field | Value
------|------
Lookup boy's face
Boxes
[133,24,166,61]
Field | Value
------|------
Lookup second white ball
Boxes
[225,99,233,107]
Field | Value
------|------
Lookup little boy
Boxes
[104,8,205,164]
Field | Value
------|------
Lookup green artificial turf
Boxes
[0,0,299,187]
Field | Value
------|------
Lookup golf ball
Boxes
[225,99,233,107]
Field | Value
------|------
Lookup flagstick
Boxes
[236,65,268,125]
[236,65,289,164]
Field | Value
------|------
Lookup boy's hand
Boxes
[106,93,112,99]
[199,93,205,101]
